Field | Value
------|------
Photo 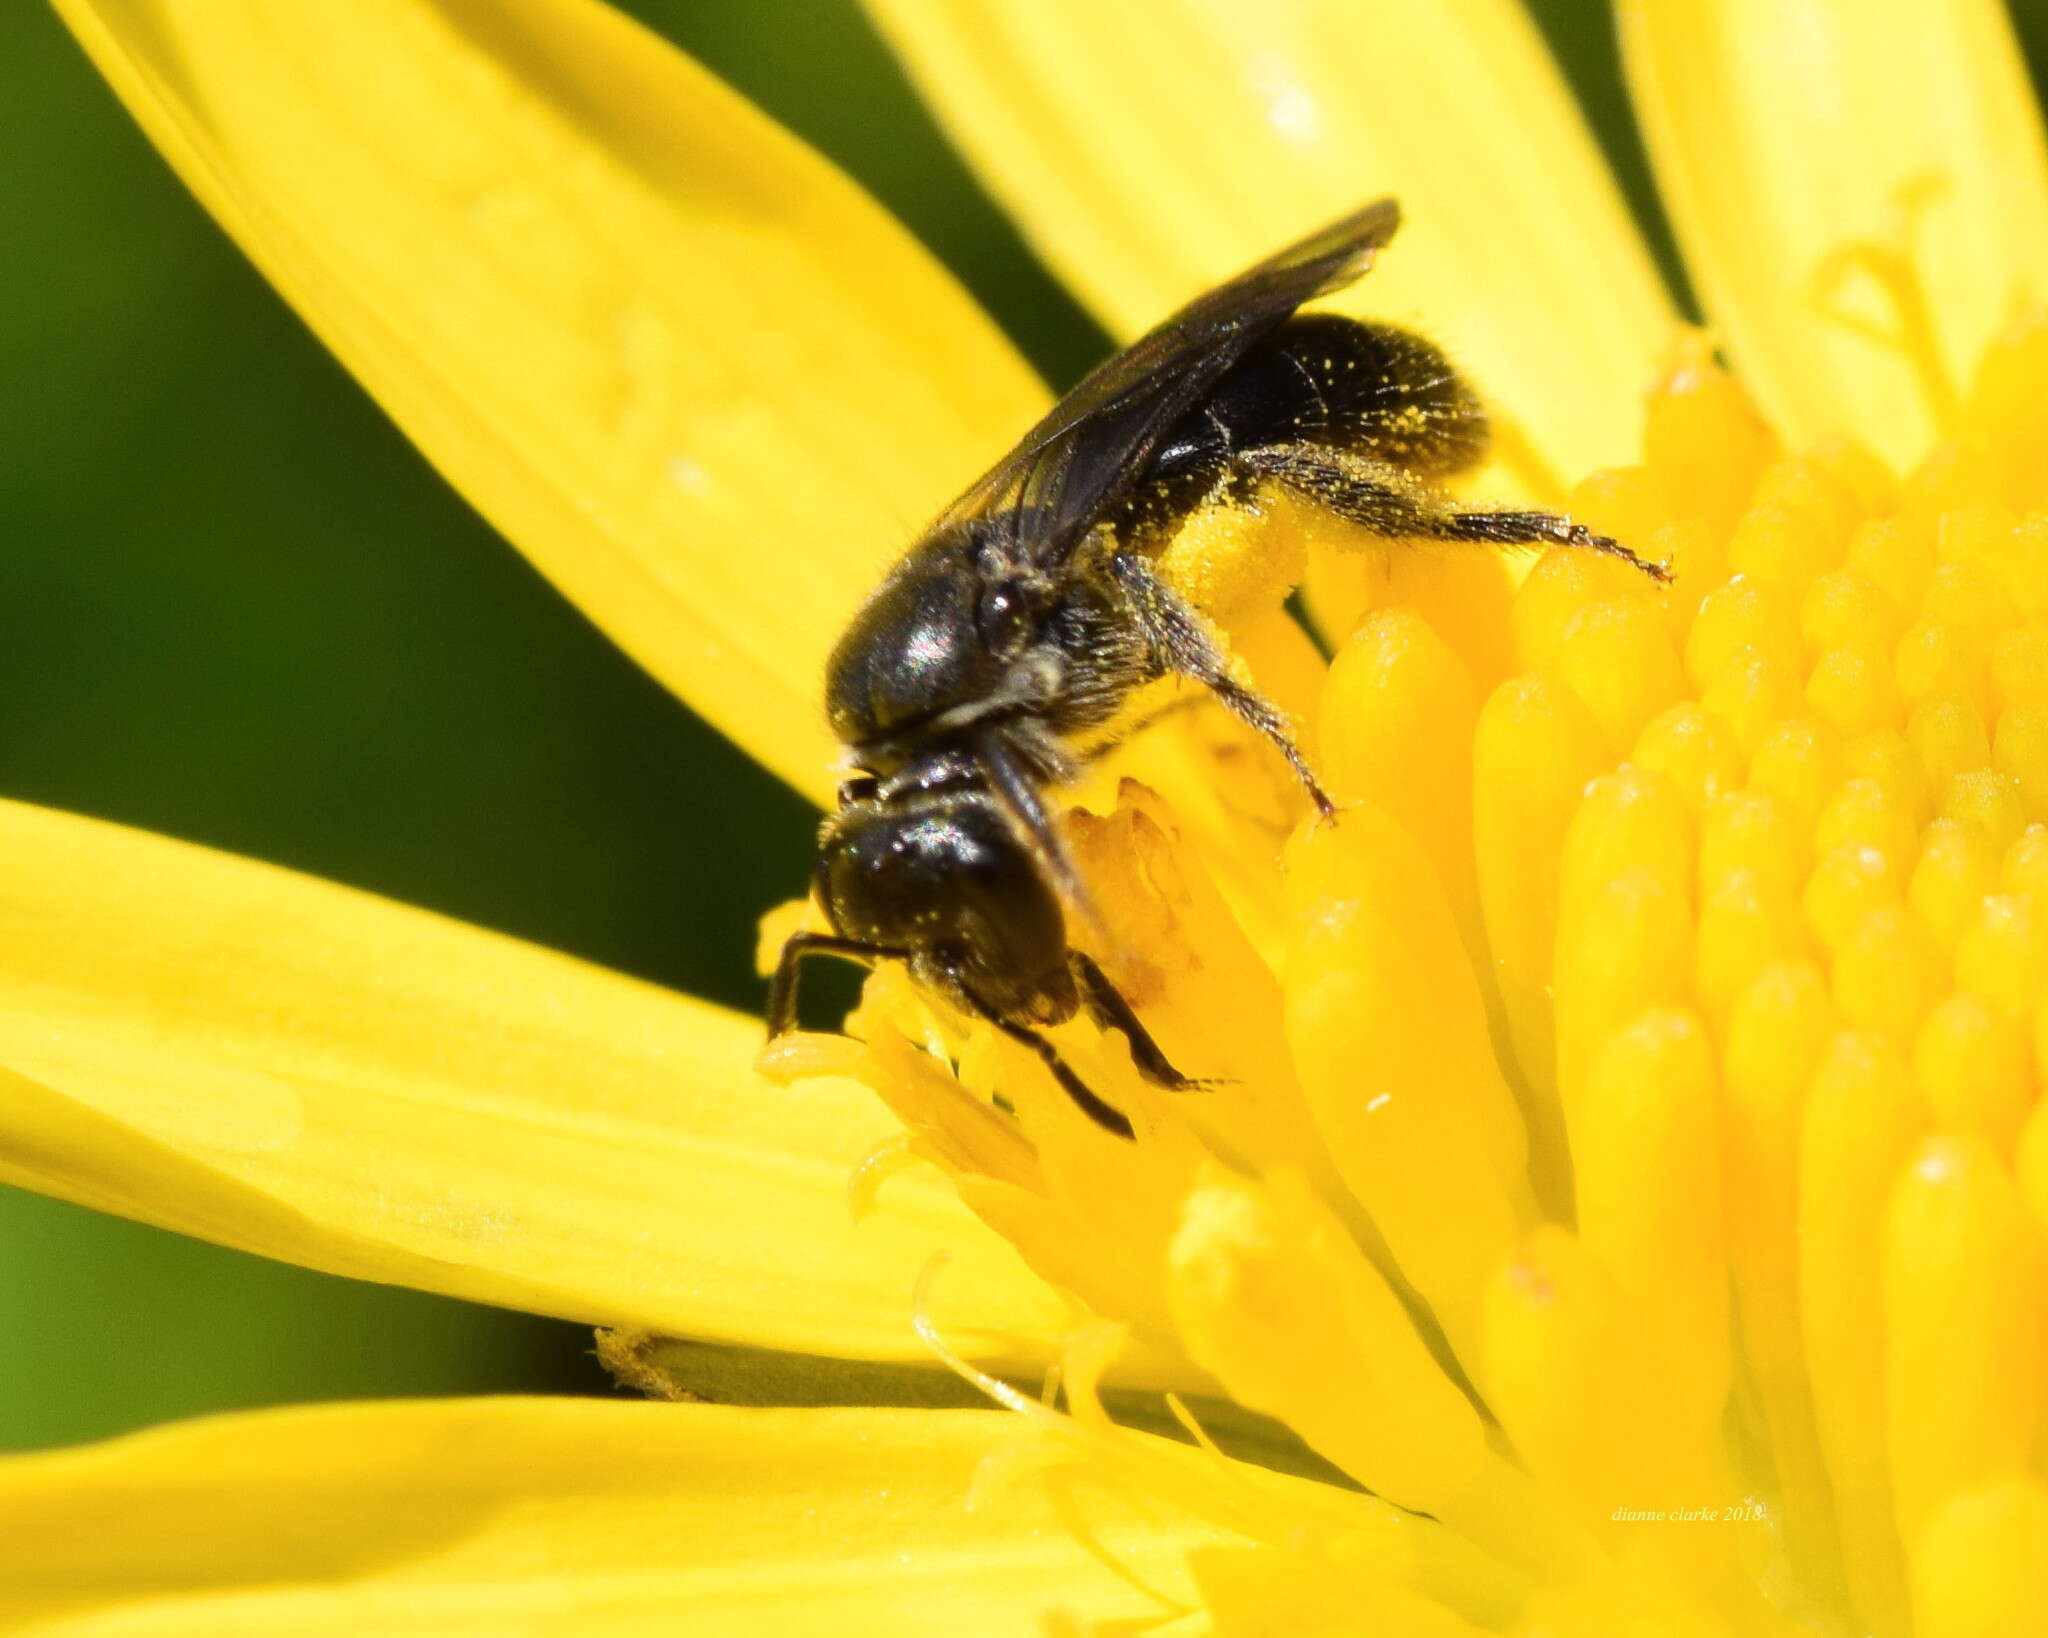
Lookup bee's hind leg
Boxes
[1234,442,1671,584]
[1105,551,1335,815]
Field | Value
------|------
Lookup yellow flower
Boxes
[12,0,2048,1631]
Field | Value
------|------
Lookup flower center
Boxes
[762,302,2048,1635]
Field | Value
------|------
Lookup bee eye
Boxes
[837,775,879,806]
[976,581,1032,651]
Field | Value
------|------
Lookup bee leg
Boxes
[1106,551,1336,815]
[766,931,903,1036]
[1235,443,1671,583]
[958,995,1135,1140]
[1070,951,1215,1092]
[1432,505,1674,583]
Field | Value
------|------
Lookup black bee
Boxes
[768,198,1664,1138]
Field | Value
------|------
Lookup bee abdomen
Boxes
[1274,314,1489,478]
[1136,313,1489,528]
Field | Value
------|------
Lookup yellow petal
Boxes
[0,1397,1220,1634]
[0,799,1066,1365]
[1165,1166,1487,1514]
[54,0,1045,800]
[1619,0,2048,470]
[868,0,1674,483]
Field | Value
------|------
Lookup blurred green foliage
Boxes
[3,1,2045,1452]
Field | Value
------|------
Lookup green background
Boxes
[1,2,2042,1449]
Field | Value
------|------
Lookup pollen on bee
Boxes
[1152,487,1311,631]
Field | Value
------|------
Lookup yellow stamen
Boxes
[1884,1138,2042,1546]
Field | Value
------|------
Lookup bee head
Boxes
[814,787,1074,1026]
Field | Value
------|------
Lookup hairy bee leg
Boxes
[1069,951,1213,1092]
[1106,551,1337,816]
[765,931,902,1036]
[1235,443,1672,584]
[1434,507,1674,582]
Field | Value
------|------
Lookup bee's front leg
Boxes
[765,931,898,1037]
[1104,550,1335,815]
[1069,951,1218,1093]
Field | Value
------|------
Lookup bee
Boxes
[767,198,1665,1138]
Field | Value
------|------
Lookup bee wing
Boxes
[934,197,1401,567]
